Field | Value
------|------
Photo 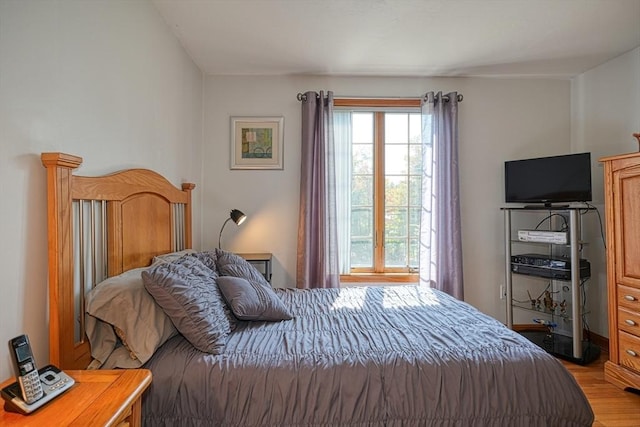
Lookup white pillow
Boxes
[151,249,197,266]
[85,267,177,368]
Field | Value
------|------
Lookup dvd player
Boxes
[517,229,568,244]
[511,253,590,280]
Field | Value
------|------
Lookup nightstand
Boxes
[0,369,151,426]
[238,252,272,283]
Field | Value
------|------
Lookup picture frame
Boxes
[230,116,284,170]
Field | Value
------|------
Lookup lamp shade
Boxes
[229,209,247,226]
[218,209,247,248]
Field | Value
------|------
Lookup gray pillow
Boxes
[186,250,218,272]
[215,248,271,288]
[85,267,178,368]
[217,276,293,321]
[214,249,292,321]
[142,256,233,354]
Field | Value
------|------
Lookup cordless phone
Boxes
[8,335,43,405]
[2,335,75,414]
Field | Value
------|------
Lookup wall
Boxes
[571,46,640,337]
[204,75,572,325]
[0,0,203,380]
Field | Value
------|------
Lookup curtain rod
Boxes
[424,92,464,103]
[296,93,463,102]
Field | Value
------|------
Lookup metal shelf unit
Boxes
[502,206,599,364]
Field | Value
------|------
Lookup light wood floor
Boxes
[561,353,640,426]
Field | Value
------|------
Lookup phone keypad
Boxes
[20,370,44,403]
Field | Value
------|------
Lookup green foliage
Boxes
[345,111,423,270]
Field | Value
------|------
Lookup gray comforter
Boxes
[142,285,593,426]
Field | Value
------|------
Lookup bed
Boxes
[41,152,594,426]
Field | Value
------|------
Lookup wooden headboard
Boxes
[41,152,195,369]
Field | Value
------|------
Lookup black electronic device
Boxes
[3,335,75,414]
[511,253,591,280]
[504,152,592,206]
[8,334,43,405]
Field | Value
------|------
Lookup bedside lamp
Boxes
[218,209,247,249]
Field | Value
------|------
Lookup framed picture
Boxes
[230,116,284,170]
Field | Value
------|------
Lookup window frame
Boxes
[335,98,421,283]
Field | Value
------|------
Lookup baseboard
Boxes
[584,330,609,353]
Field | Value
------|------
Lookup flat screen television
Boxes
[504,152,592,206]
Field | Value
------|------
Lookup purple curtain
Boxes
[296,91,340,289]
[420,91,464,299]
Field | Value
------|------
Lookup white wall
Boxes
[0,0,203,380]
[204,75,572,324]
[571,46,640,337]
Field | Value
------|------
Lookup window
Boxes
[334,99,423,281]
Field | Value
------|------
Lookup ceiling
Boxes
[152,0,640,78]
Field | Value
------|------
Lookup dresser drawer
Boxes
[618,284,640,311]
[619,331,640,374]
[618,306,640,336]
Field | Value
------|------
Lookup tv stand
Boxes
[501,206,599,364]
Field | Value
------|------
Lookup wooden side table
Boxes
[238,252,272,283]
[0,369,151,426]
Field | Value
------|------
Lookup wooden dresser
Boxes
[601,151,640,391]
